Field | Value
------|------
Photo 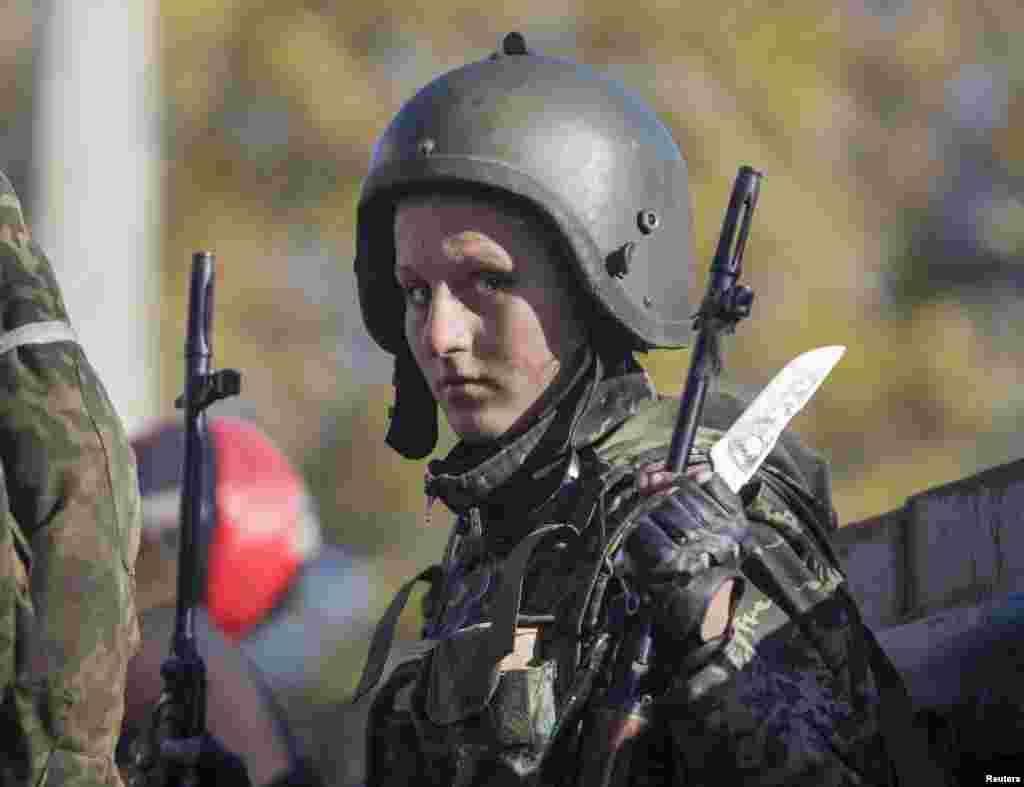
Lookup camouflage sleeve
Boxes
[661,478,890,786]
[0,172,142,786]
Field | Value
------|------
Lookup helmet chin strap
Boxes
[385,348,439,460]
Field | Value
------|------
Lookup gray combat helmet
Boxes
[355,32,696,459]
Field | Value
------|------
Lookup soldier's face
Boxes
[395,194,584,443]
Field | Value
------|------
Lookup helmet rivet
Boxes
[637,209,660,234]
[643,296,653,308]
[418,138,435,156]
[501,32,528,55]
[606,242,635,279]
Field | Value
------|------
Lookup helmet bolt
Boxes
[418,138,436,156]
[502,32,529,55]
[606,241,635,279]
[637,209,660,234]
[643,296,653,308]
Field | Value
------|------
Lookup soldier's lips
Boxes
[437,376,492,404]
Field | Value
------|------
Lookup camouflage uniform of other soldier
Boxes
[0,171,142,785]
[139,33,946,787]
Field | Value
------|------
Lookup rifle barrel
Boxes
[666,167,762,474]
[174,252,215,654]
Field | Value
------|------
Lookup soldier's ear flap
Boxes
[386,348,438,460]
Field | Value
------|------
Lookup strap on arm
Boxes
[0,320,78,355]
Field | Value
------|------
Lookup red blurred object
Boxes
[132,416,319,641]
[207,419,307,640]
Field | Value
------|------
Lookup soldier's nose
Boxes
[424,287,472,357]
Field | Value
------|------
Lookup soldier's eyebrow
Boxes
[441,231,515,271]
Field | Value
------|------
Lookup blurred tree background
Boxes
[2,1,1024,782]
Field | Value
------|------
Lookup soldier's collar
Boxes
[423,349,656,521]
[424,346,596,513]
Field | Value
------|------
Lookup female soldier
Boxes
[150,32,941,786]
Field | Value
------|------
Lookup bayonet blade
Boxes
[711,345,845,493]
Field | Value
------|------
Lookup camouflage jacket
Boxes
[0,172,142,786]
[354,364,893,787]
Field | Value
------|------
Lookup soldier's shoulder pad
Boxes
[593,396,724,470]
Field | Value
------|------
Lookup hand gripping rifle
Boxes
[574,166,762,787]
[129,252,241,787]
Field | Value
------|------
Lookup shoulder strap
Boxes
[0,320,78,354]
[842,590,951,786]
[351,565,441,702]
[756,463,843,573]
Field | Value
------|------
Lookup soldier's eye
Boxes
[403,284,430,307]
[477,272,515,294]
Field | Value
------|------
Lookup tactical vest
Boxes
[352,393,934,786]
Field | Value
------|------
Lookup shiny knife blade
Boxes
[710,345,845,493]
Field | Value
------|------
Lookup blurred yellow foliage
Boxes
[140,3,1024,748]
[150,0,1024,530]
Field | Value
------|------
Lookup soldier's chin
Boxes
[444,405,510,445]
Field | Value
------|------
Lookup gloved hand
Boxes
[617,462,748,648]
[128,731,252,787]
